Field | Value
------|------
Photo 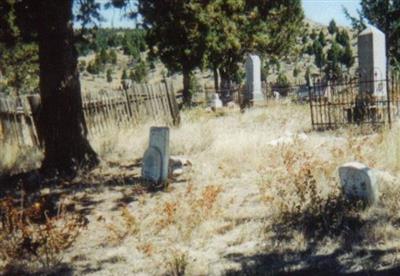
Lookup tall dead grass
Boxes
[2,102,400,274]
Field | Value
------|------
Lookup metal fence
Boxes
[0,81,180,148]
[308,74,400,130]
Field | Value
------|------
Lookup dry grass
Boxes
[0,194,87,274]
[0,143,42,175]
[2,102,400,275]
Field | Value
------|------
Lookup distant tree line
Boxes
[302,19,355,82]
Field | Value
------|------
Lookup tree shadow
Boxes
[0,159,168,218]
[223,198,400,275]
[2,264,74,276]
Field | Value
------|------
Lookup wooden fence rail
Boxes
[0,81,180,148]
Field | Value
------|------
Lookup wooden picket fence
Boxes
[0,81,180,148]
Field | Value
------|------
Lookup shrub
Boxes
[0,196,87,273]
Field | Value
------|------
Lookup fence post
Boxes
[27,94,43,148]
[387,72,392,128]
[308,81,315,130]
[164,79,181,126]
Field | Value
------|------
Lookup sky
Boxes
[302,0,361,26]
[95,0,362,28]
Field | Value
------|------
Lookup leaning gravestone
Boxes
[338,162,379,206]
[142,127,170,184]
[358,26,387,98]
[245,54,263,103]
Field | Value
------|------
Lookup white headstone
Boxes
[142,127,170,184]
[210,93,223,110]
[358,26,387,98]
[142,147,162,183]
[245,54,263,102]
[338,162,378,206]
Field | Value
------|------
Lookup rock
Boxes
[226,101,237,108]
[273,91,280,100]
[172,168,184,176]
[169,156,192,177]
[268,132,308,146]
[338,162,379,206]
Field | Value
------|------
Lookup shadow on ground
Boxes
[224,200,400,275]
[0,158,172,215]
[224,246,400,275]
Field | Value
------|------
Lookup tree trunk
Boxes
[182,69,192,107]
[36,0,98,175]
[219,69,231,102]
[213,65,219,92]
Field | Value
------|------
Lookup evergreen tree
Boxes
[313,41,325,74]
[344,0,400,64]
[341,43,355,70]
[318,30,326,47]
[328,19,338,35]
[336,29,350,47]
[121,69,128,80]
[109,49,117,64]
[138,1,207,105]
[138,0,304,105]
[293,67,299,78]
[325,41,343,80]
[106,68,112,82]
[310,29,317,40]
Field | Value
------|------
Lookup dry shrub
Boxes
[166,251,188,276]
[157,201,178,229]
[106,206,139,245]
[198,185,222,211]
[0,196,87,273]
[268,144,365,242]
[137,243,153,257]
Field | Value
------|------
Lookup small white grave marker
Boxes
[142,127,170,184]
[210,93,223,111]
[338,162,379,206]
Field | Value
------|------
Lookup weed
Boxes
[106,206,139,245]
[0,196,87,273]
[166,251,188,276]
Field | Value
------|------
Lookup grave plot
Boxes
[308,26,400,130]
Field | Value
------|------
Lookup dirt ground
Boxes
[2,103,400,275]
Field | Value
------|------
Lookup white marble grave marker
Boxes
[358,26,387,98]
[142,127,170,183]
[210,93,223,111]
[338,162,379,206]
[245,54,263,102]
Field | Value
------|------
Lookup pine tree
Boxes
[341,43,355,70]
[106,68,112,83]
[328,19,338,35]
[318,30,326,47]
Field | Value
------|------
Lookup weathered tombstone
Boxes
[142,127,170,184]
[338,162,379,206]
[358,26,387,98]
[245,54,264,103]
[210,93,223,111]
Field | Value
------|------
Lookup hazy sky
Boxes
[303,0,361,26]
[96,0,362,28]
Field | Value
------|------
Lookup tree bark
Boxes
[36,0,98,175]
[213,65,219,92]
[182,69,192,107]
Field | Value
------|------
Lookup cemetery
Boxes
[1,1,400,275]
